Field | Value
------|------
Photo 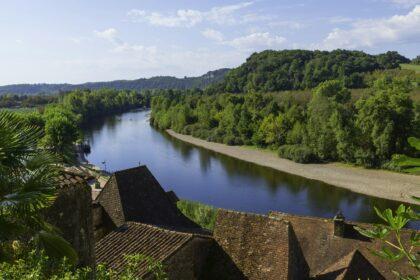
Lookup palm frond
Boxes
[35,231,78,266]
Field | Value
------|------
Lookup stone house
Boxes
[46,172,95,267]
[54,166,418,279]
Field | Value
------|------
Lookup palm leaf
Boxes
[407,137,420,151]
[36,231,78,265]
[404,166,420,175]
[392,155,420,167]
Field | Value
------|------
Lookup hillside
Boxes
[401,63,420,73]
[208,49,410,93]
[0,68,230,95]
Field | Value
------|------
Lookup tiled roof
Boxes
[95,222,194,277]
[96,166,201,231]
[58,172,87,188]
[315,250,385,280]
[212,209,309,280]
[269,211,417,279]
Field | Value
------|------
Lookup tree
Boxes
[305,80,351,161]
[355,78,414,166]
[43,107,79,161]
[0,111,77,264]
[412,55,420,65]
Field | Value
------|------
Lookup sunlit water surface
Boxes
[84,110,419,228]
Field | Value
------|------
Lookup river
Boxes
[83,109,417,226]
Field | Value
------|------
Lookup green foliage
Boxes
[392,137,420,174]
[355,78,414,166]
[0,251,167,280]
[0,69,229,96]
[354,204,419,279]
[176,200,217,231]
[42,106,79,160]
[278,145,317,163]
[0,111,77,264]
[210,49,409,93]
[0,94,57,108]
[412,56,420,65]
[305,80,351,161]
[151,76,417,168]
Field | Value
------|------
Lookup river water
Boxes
[83,109,417,226]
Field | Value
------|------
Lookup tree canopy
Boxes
[207,49,410,93]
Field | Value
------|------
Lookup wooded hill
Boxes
[0,68,230,96]
[207,49,411,93]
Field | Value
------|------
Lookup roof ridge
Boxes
[125,221,195,237]
[218,208,290,226]
[113,165,148,176]
[316,249,361,277]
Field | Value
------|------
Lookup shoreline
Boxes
[166,129,420,205]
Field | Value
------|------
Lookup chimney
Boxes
[333,211,345,238]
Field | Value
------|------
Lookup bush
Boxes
[0,251,168,280]
[176,200,217,231]
[278,144,318,163]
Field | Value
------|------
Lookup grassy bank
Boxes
[401,63,420,73]
[176,200,217,231]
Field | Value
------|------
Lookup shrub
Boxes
[176,200,217,231]
[278,144,318,163]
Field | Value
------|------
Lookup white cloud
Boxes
[223,32,286,50]
[127,9,203,27]
[94,27,156,55]
[317,5,420,49]
[201,28,224,41]
[127,2,253,27]
[206,2,253,25]
[112,43,157,54]
[328,16,354,24]
[94,28,118,42]
[268,20,305,29]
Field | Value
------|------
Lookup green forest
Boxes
[11,89,149,160]
[206,49,410,93]
[0,69,229,96]
[151,71,420,168]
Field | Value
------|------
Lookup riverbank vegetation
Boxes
[4,89,149,161]
[176,200,217,231]
[151,74,420,169]
[0,110,167,280]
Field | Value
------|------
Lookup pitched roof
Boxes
[58,172,88,189]
[96,166,201,231]
[212,209,309,280]
[315,250,385,280]
[95,222,194,277]
[269,211,417,279]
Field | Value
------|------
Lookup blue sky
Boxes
[0,0,419,85]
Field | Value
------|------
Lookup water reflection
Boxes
[84,110,418,228]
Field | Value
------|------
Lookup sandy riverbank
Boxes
[167,130,420,205]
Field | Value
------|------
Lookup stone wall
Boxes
[145,236,214,280]
[44,183,95,267]
[92,203,119,242]
[213,210,309,280]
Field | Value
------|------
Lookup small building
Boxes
[92,166,418,279]
[45,172,95,267]
[92,166,203,241]
[96,222,214,279]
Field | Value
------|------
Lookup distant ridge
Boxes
[0,68,230,95]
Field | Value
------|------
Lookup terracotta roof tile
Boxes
[315,250,385,280]
[95,222,194,277]
[58,172,88,189]
[269,211,417,279]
